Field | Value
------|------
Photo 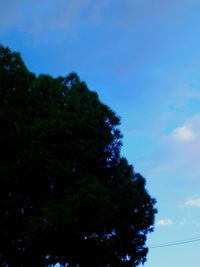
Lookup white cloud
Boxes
[170,114,200,141]
[169,114,200,143]
[139,116,200,185]
[184,196,200,207]
[157,219,173,226]
[170,125,196,142]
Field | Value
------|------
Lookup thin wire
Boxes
[149,236,200,249]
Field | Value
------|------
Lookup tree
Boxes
[0,45,157,267]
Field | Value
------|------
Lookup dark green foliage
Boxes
[0,45,157,267]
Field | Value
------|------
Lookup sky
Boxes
[1,0,200,266]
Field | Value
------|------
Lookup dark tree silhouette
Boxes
[0,45,157,267]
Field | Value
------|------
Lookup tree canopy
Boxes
[0,45,157,267]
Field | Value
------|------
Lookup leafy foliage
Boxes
[0,45,157,267]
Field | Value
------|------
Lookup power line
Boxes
[149,236,200,249]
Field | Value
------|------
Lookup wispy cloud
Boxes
[157,219,173,226]
[0,0,110,36]
[140,113,200,182]
[184,196,200,207]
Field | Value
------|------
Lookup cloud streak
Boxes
[184,196,200,207]
[157,219,173,226]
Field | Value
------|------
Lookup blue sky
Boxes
[1,1,200,266]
